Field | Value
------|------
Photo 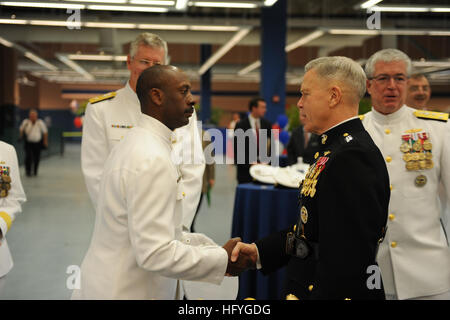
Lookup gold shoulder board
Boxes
[413,110,448,122]
[88,91,117,104]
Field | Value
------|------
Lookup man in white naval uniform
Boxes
[81,32,204,230]
[362,48,450,300]
[0,141,27,292]
[72,66,249,299]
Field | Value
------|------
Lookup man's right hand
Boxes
[222,238,256,276]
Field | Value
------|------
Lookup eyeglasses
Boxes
[369,74,408,85]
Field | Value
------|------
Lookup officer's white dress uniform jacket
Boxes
[81,82,205,229]
[72,115,227,299]
[0,142,26,277]
[362,105,450,299]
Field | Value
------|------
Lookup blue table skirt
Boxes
[231,183,299,300]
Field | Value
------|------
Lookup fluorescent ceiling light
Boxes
[359,0,383,9]
[329,29,379,35]
[238,60,261,76]
[66,0,126,3]
[130,0,175,4]
[137,24,188,30]
[29,20,82,28]
[431,8,450,12]
[264,0,278,6]
[428,31,450,36]
[0,18,27,24]
[68,54,127,61]
[56,54,95,81]
[198,27,252,75]
[370,6,429,12]
[238,30,325,76]
[176,0,188,9]
[0,2,85,9]
[84,22,137,28]
[285,30,325,52]
[24,51,58,71]
[0,36,13,47]
[87,5,169,12]
[191,2,257,9]
[190,25,239,31]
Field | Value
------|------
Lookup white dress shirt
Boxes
[362,105,450,299]
[19,119,47,143]
[72,114,227,300]
[0,141,27,277]
[81,82,205,230]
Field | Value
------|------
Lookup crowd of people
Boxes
[1,32,448,300]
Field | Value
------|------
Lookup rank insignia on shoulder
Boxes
[413,110,448,122]
[359,114,365,121]
[88,91,117,104]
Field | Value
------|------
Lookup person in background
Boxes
[191,130,215,233]
[362,48,450,300]
[233,98,272,184]
[0,141,26,293]
[81,32,204,231]
[19,109,48,177]
[286,115,320,165]
[405,73,431,110]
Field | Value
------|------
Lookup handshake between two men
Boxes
[222,238,258,276]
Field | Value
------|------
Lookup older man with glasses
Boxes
[361,48,450,300]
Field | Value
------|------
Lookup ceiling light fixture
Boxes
[86,5,169,12]
[24,51,58,71]
[264,0,278,6]
[175,0,188,9]
[237,60,261,76]
[358,0,383,9]
[0,36,13,47]
[130,0,175,4]
[285,30,325,52]
[68,54,127,61]
[238,29,325,76]
[0,2,85,9]
[190,2,257,9]
[198,27,252,75]
[56,54,95,80]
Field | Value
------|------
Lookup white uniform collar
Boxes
[138,113,175,145]
[370,104,410,125]
[124,81,140,108]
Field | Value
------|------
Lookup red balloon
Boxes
[74,117,82,128]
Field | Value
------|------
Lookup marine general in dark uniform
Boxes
[230,56,390,300]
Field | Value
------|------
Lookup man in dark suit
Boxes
[233,97,272,184]
[229,56,390,300]
[286,123,320,165]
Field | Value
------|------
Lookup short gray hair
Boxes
[365,48,412,78]
[129,32,168,64]
[305,56,367,100]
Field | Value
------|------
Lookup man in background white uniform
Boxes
[0,141,27,292]
[362,48,450,300]
[81,32,204,230]
[73,66,249,299]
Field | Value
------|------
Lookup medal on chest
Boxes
[0,165,11,198]
[300,156,329,198]
[400,129,433,172]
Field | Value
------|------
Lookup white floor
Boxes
[0,143,237,300]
